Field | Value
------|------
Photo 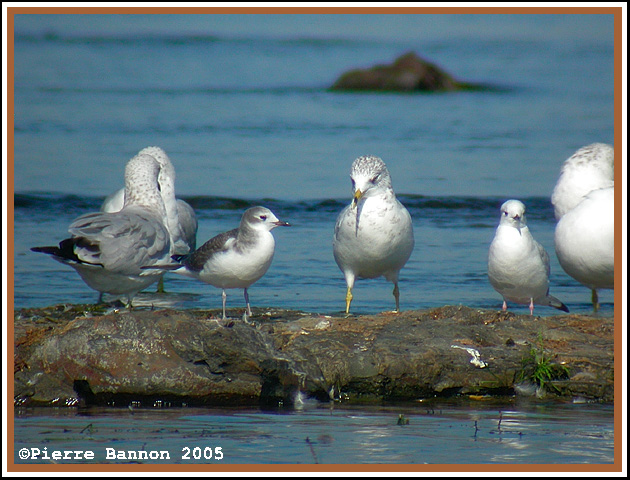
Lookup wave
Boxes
[14,32,365,48]
[18,86,324,95]
[14,192,554,221]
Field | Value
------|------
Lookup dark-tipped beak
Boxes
[274,221,291,227]
[351,189,363,209]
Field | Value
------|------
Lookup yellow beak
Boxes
[352,189,363,208]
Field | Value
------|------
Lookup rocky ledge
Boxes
[13,304,614,408]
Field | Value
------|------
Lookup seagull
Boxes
[551,143,614,310]
[102,146,198,292]
[551,143,614,220]
[101,146,198,255]
[554,187,614,311]
[333,155,414,314]
[155,206,290,319]
[488,199,569,315]
[31,153,171,306]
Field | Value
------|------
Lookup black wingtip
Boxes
[32,240,104,268]
[557,303,570,313]
[31,246,60,255]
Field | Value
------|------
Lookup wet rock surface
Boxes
[13,304,614,407]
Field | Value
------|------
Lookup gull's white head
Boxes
[349,155,393,208]
[499,199,527,233]
[242,206,291,232]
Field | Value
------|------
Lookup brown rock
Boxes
[13,304,614,407]
[331,51,483,92]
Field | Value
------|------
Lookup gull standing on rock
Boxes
[102,146,198,255]
[102,146,198,292]
[333,155,414,314]
[152,206,290,319]
[551,143,614,311]
[488,199,569,315]
[32,153,172,306]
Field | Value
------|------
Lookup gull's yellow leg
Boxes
[592,289,600,312]
[345,286,353,315]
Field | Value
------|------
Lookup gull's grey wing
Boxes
[176,199,198,251]
[534,240,551,278]
[68,207,171,275]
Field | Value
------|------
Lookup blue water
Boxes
[12,13,615,316]
[14,402,615,465]
[9,13,617,468]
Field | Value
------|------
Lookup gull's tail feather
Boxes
[545,294,570,313]
[31,238,103,267]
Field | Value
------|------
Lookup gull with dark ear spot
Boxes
[32,153,172,307]
[488,199,569,315]
[333,155,414,315]
[149,206,290,320]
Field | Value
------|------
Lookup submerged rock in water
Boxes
[13,304,614,407]
[330,51,487,92]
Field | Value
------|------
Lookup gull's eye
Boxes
[260,215,267,221]
[503,211,508,216]
[369,174,379,184]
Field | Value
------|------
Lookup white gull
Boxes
[551,143,614,220]
[554,187,614,310]
[551,143,614,310]
[333,155,414,314]
[488,199,568,315]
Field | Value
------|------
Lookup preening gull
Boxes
[101,146,198,254]
[32,153,172,306]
